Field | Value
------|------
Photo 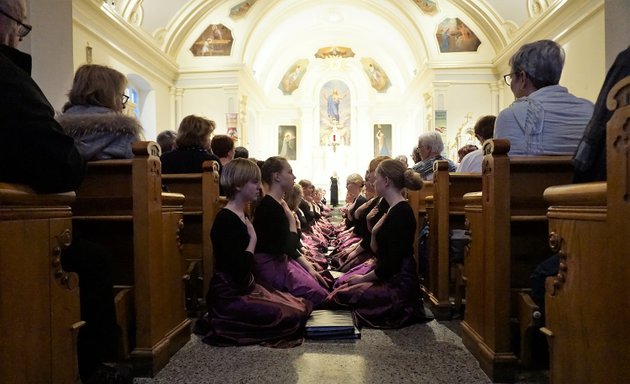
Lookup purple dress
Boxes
[253,195,329,306]
[198,209,312,346]
[326,201,425,328]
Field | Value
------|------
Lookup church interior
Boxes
[3,0,629,383]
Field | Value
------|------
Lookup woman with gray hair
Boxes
[411,131,456,180]
[495,39,594,155]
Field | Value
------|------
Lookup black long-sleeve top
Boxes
[299,199,315,230]
[254,195,300,260]
[359,197,389,251]
[373,201,416,280]
[211,209,254,288]
[345,195,367,230]
[0,45,85,193]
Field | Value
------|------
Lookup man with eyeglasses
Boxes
[495,39,594,156]
[0,0,85,191]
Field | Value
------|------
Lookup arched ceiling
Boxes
[105,0,554,96]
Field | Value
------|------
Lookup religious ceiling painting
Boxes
[413,0,438,16]
[314,46,355,59]
[320,80,351,146]
[229,0,258,20]
[190,24,234,56]
[360,58,391,93]
[436,18,481,53]
[278,59,309,95]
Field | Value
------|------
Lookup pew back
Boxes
[421,160,481,319]
[72,142,190,376]
[0,184,82,384]
[461,139,574,382]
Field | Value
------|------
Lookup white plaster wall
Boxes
[72,25,173,139]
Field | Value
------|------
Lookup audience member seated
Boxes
[457,144,478,164]
[56,64,143,160]
[495,39,594,156]
[326,159,427,328]
[395,154,409,167]
[457,115,496,172]
[573,44,630,182]
[0,3,127,382]
[160,114,220,174]
[412,131,456,180]
[234,146,249,159]
[194,159,312,347]
[156,130,177,154]
[253,157,329,307]
[410,145,421,168]
[210,134,236,167]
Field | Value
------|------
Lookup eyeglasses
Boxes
[121,94,129,106]
[503,73,515,86]
[0,9,32,39]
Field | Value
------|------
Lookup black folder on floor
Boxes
[305,310,360,340]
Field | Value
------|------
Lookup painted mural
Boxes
[278,125,297,160]
[360,58,391,93]
[190,24,234,56]
[230,0,258,19]
[413,0,438,15]
[320,80,351,146]
[374,124,392,157]
[436,18,481,53]
[278,59,308,95]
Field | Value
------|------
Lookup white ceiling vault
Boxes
[102,0,562,97]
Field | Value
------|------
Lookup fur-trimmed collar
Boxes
[56,105,143,138]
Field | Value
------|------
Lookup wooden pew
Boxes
[71,142,190,377]
[161,160,221,314]
[407,181,433,273]
[461,140,574,382]
[540,76,630,383]
[0,183,82,384]
[421,161,481,319]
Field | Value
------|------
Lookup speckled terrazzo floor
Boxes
[133,320,548,384]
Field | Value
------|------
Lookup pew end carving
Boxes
[0,183,82,384]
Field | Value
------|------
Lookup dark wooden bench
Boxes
[422,161,481,319]
[0,183,82,383]
[540,76,630,383]
[461,139,574,382]
[71,141,190,377]
[407,181,434,273]
[162,160,222,314]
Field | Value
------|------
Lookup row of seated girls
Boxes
[195,155,429,346]
[55,64,429,351]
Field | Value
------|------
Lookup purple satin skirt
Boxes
[253,253,329,307]
[200,272,312,347]
[326,257,424,329]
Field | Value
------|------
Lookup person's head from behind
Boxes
[507,40,564,98]
[457,144,478,163]
[284,183,303,212]
[175,115,215,150]
[220,158,261,202]
[417,131,444,160]
[64,64,128,113]
[234,146,249,159]
[261,156,294,192]
[474,115,496,144]
[156,130,177,153]
[395,155,409,167]
[0,0,29,48]
[211,135,236,160]
[411,146,422,164]
[374,159,423,196]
